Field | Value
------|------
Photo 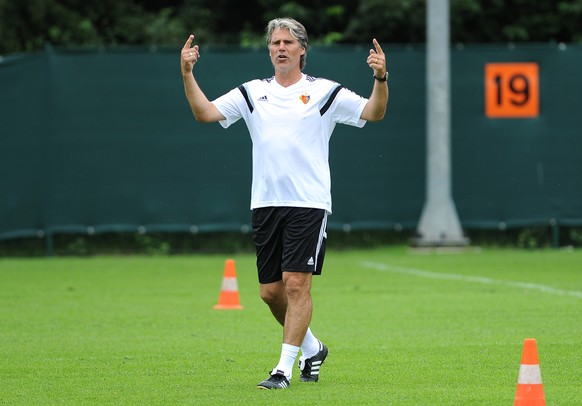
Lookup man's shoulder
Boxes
[304,74,339,86]
[245,77,275,85]
[241,77,275,91]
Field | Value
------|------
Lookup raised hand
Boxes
[366,38,387,78]
[181,35,200,75]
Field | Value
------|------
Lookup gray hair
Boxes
[265,18,309,70]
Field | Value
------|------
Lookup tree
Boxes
[1,0,581,54]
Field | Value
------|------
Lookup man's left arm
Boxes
[360,38,389,122]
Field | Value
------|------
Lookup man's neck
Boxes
[274,70,303,88]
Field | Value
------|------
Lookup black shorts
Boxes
[252,207,328,284]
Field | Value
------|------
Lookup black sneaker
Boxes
[298,341,328,382]
[257,369,290,390]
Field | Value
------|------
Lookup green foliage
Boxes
[144,8,186,46]
[2,227,582,257]
[133,233,172,256]
[344,0,427,43]
[569,227,582,245]
[516,226,552,249]
[2,0,582,53]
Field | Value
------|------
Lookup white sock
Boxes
[300,328,320,359]
[274,343,300,379]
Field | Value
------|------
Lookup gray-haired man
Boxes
[180,17,389,389]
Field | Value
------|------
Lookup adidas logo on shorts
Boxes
[307,257,314,266]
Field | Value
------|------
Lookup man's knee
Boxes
[260,281,285,305]
[283,272,312,297]
[260,289,278,305]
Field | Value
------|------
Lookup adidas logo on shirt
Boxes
[258,95,268,102]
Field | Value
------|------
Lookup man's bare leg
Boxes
[258,273,312,379]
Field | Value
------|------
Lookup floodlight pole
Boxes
[413,0,468,246]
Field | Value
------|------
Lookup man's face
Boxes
[268,28,305,73]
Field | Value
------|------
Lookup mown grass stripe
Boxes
[361,261,582,299]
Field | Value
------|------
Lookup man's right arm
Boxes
[181,35,225,123]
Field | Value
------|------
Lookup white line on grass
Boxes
[361,261,582,299]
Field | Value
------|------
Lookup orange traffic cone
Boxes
[514,338,545,406]
[213,259,243,310]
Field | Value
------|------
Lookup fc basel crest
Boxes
[299,93,310,104]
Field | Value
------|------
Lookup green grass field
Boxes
[1,247,581,405]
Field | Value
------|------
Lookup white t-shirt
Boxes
[212,74,368,213]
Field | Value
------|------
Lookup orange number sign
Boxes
[485,63,539,118]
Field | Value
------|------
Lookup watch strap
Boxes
[373,72,389,82]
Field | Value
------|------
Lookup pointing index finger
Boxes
[372,38,384,55]
[182,35,194,50]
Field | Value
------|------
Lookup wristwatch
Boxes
[373,72,389,82]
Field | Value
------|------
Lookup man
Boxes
[180,17,388,390]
